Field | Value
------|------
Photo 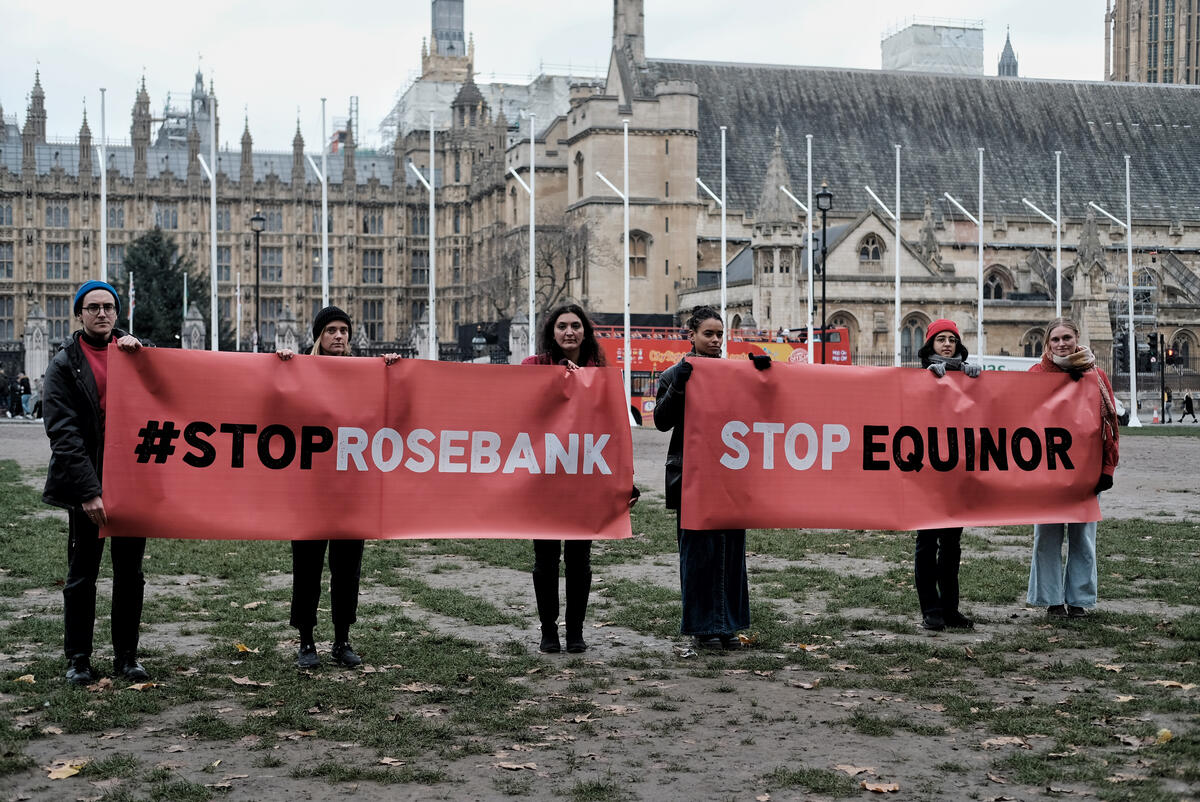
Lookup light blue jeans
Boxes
[1027,522,1098,608]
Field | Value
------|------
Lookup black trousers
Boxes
[914,527,962,615]
[289,539,364,635]
[63,508,146,659]
[532,539,592,629]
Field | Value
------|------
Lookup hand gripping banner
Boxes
[681,360,1103,531]
[102,348,633,541]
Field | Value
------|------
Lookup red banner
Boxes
[681,360,1102,531]
[102,349,633,541]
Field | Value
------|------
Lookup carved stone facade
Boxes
[1107,0,1200,84]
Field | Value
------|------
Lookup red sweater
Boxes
[1030,353,1119,477]
[80,338,109,416]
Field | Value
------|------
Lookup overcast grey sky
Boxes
[2,1,1107,151]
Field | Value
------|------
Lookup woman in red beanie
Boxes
[914,319,981,630]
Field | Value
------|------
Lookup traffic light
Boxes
[1166,346,1177,365]
[1148,334,1158,359]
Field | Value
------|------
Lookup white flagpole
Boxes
[99,88,107,283]
[977,148,985,355]
[806,134,814,363]
[623,120,631,418]
[321,98,329,308]
[894,144,901,367]
[235,272,241,351]
[1055,150,1062,318]
[720,125,727,356]
[529,113,537,358]
[429,112,436,359]
[183,271,188,333]
[129,270,135,337]
[208,90,218,350]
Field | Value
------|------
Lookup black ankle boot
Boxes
[65,655,96,685]
[533,571,561,654]
[564,570,591,654]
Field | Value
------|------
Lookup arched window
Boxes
[575,152,584,199]
[1021,328,1044,358]
[984,273,1005,299]
[858,233,883,262]
[901,316,927,361]
[629,231,648,277]
[828,312,859,351]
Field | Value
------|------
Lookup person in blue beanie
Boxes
[42,280,150,685]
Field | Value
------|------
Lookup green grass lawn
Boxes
[2,457,1198,801]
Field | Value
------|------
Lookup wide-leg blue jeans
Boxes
[1027,522,1098,608]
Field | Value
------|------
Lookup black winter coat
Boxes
[42,328,128,509]
[653,359,689,510]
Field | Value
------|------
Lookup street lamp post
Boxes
[815,181,833,364]
[250,208,265,352]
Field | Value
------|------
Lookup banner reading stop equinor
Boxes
[101,348,633,541]
[680,360,1103,531]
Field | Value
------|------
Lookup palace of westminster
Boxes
[2,0,1199,391]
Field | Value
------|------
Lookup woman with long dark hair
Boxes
[653,306,751,650]
[913,319,981,631]
[1027,317,1119,619]
[522,303,607,653]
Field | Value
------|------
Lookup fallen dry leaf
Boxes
[862,780,900,793]
[241,601,266,609]
[126,682,158,691]
[1148,680,1196,690]
[494,761,537,771]
[1113,695,1135,703]
[835,765,874,776]
[987,773,1008,784]
[788,679,821,690]
[1156,728,1173,744]
[398,682,442,692]
[379,757,406,766]
[1096,663,1124,672]
[45,758,88,779]
[41,726,64,735]
[15,674,35,684]
[981,737,1030,749]
[602,705,636,715]
[163,744,188,753]
[756,795,771,802]
[1106,773,1148,783]
[228,676,273,687]
[233,643,260,653]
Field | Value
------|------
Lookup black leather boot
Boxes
[564,571,591,653]
[65,654,96,685]
[532,571,560,653]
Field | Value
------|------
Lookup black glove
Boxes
[1094,474,1113,495]
[1067,369,1085,382]
[675,360,694,388]
[750,354,772,371]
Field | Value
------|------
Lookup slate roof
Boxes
[642,59,1200,223]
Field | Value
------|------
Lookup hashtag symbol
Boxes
[134,420,181,464]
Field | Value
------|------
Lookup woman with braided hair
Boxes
[1026,317,1120,619]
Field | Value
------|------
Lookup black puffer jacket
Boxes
[653,359,690,510]
[41,328,128,509]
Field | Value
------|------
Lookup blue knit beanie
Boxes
[73,280,121,317]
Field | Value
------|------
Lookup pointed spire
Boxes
[79,108,91,138]
[998,26,1019,77]
[31,70,44,101]
[754,125,796,225]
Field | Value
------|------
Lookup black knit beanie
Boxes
[312,305,352,340]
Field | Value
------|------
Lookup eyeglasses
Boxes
[82,303,117,315]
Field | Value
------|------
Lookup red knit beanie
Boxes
[925,319,960,345]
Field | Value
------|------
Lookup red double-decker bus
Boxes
[594,326,851,423]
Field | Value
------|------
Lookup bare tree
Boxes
[476,217,589,321]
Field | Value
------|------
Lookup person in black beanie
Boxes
[276,306,400,668]
[43,280,150,684]
[914,319,980,631]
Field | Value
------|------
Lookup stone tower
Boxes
[998,29,1019,77]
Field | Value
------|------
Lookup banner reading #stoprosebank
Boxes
[102,348,633,541]
[681,360,1103,531]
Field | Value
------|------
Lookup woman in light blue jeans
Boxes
[1026,318,1119,619]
